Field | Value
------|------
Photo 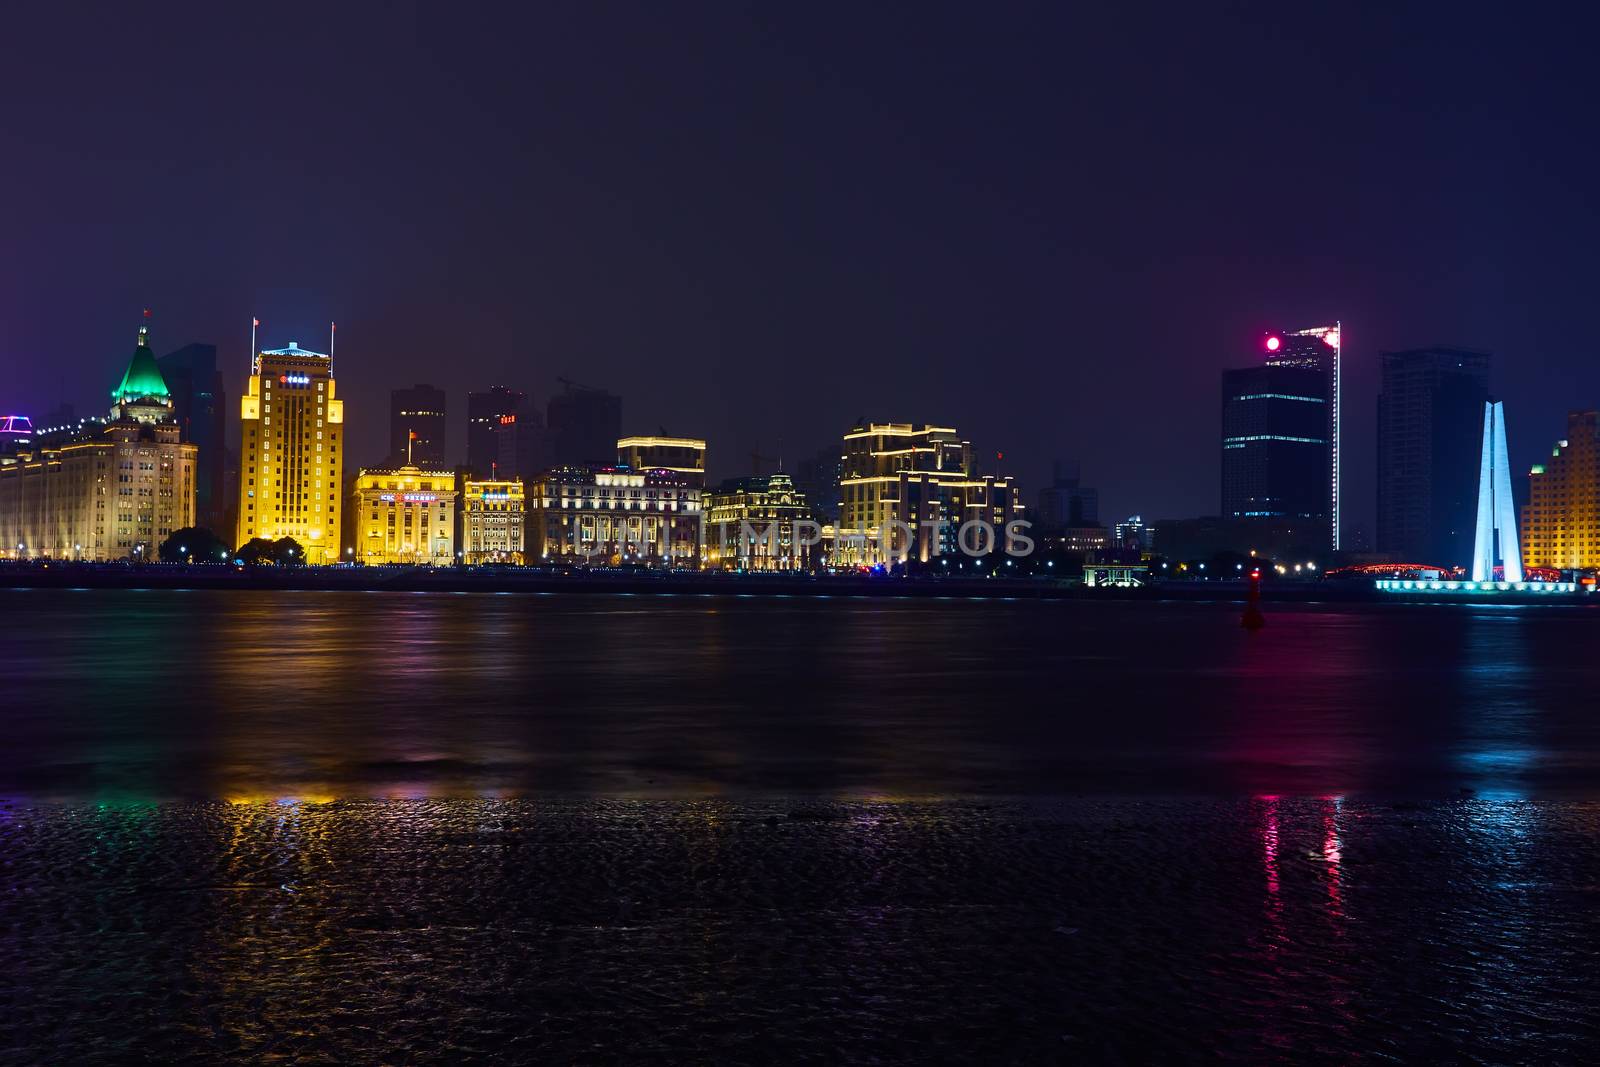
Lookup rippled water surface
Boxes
[3,590,1600,1062]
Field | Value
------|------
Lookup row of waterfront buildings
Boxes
[8,316,1600,575]
[0,320,1023,568]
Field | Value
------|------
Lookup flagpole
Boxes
[329,321,336,370]
[250,317,259,376]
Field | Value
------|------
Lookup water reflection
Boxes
[5,796,1594,1060]
[4,590,1600,801]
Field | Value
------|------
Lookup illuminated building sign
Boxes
[378,492,443,503]
[277,373,311,386]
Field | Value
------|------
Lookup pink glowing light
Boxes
[1265,335,1281,352]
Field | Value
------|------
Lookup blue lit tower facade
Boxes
[1220,325,1341,551]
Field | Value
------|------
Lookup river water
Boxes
[2,590,1598,1061]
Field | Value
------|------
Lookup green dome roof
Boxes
[111,324,171,404]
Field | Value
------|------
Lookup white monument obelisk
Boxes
[1471,401,1523,582]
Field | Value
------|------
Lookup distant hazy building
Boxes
[351,464,458,564]
[547,384,621,467]
[525,466,700,566]
[159,342,229,534]
[836,422,1021,565]
[466,385,525,477]
[491,404,547,480]
[460,478,524,564]
[389,383,447,467]
[1221,328,1339,552]
[1036,461,1099,527]
[704,471,815,571]
[1,321,196,560]
[39,403,76,433]
[1376,347,1491,566]
[617,435,706,487]
[236,340,345,563]
[1522,410,1600,570]
[1152,516,1325,564]
[793,445,842,523]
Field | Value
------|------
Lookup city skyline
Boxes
[6,310,1578,546]
[9,6,1600,531]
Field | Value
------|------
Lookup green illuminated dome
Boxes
[110,323,171,405]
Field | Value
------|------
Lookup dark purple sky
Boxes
[4,3,1597,531]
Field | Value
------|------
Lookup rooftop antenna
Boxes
[251,316,260,376]
[329,321,336,371]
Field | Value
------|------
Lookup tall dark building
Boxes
[390,383,447,466]
[1220,331,1337,551]
[1376,347,1491,566]
[466,385,526,477]
[157,342,229,533]
[792,445,842,523]
[1036,460,1100,528]
[546,383,620,467]
[493,403,549,479]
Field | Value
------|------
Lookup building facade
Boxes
[526,467,701,566]
[617,435,706,486]
[351,465,458,564]
[461,478,525,563]
[0,322,196,560]
[1376,347,1490,566]
[836,422,1022,565]
[1522,410,1600,570]
[390,383,447,466]
[235,341,345,563]
[704,472,816,571]
[466,385,525,477]
[1221,332,1338,552]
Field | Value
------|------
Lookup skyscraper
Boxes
[390,384,447,467]
[1376,347,1491,566]
[1522,410,1600,570]
[546,383,621,467]
[1220,330,1337,549]
[158,342,229,534]
[235,340,345,563]
[466,385,525,477]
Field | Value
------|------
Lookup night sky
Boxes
[5,3,1598,533]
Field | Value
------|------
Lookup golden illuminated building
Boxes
[617,435,706,486]
[1521,410,1600,569]
[461,479,524,563]
[836,422,1022,565]
[351,465,458,564]
[526,467,701,566]
[0,321,196,560]
[704,472,816,571]
[235,341,344,562]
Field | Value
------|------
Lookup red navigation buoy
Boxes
[1242,568,1266,630]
